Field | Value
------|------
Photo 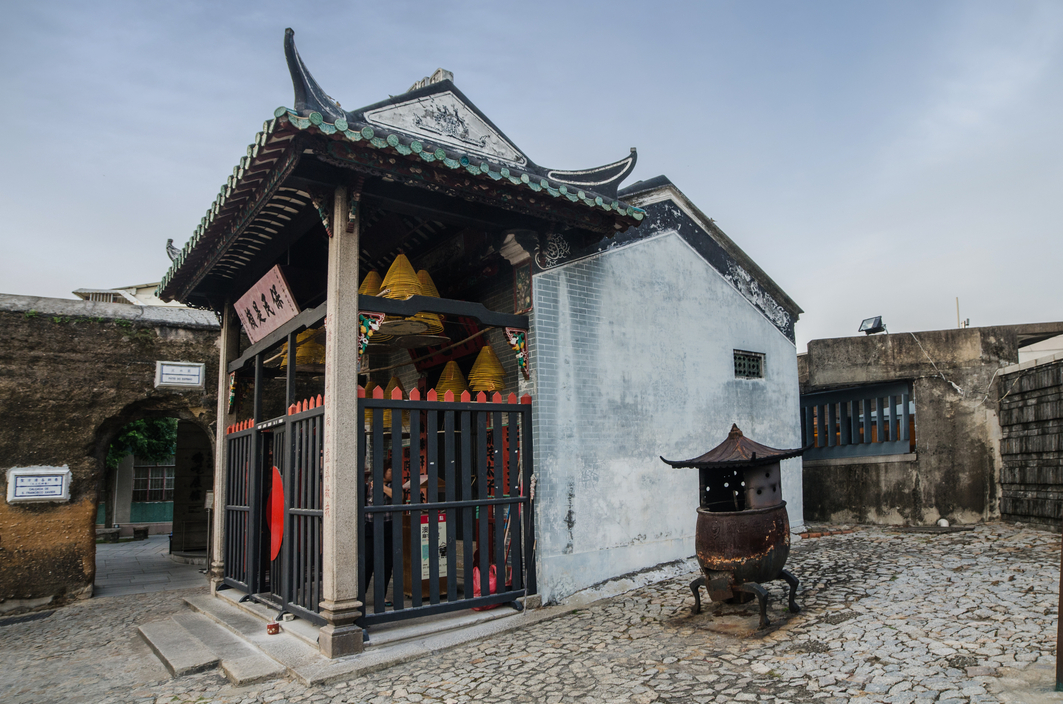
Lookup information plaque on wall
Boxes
[7,466,72,504]
[155,361,206,389]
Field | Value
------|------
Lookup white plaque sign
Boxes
[7,466,71,503]
[155,361,206,389]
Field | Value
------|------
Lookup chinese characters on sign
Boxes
[234,265,301,344]
[6,466,71,503]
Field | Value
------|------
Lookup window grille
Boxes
[132,466,175,502]
[734,350,765,379]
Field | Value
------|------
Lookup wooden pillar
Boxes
[210,303,240,593]
[318,184,364,657]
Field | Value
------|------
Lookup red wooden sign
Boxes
[235,265,301,344]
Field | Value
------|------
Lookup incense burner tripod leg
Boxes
[732,581,771,629]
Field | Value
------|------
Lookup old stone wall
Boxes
[0,295,219,614]
[997,356,1063,530]
[801,324,1063,526]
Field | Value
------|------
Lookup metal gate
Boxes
[357,387,536,626]
[223,401,325,624]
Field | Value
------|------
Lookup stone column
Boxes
[210,303,240,594]
[318,184,364,657]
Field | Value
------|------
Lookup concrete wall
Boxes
[0,295,218,615]
[529,232,802,603]
[801,324,1063,526]
[997,356,1063,530]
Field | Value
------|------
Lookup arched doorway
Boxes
[92,404,215,597]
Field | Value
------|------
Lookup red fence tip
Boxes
[391,387,403,400]
[409,389,420,401]
[444,390,454,402]
[358,385,366,398]
[492,392,502,403]
[477,391,487,403]
[520,394,532,405]
[373,386,384,399]
[316,394,323,407]
[427,389,437,402]
[461,390,471,402]
[508,393,517,404]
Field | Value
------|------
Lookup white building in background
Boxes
[73,282,187,307]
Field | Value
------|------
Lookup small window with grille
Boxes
[734,350,765,379]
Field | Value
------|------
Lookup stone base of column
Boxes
[209,561,225,595]
[318,598,364,658]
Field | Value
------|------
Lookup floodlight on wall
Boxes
[859,316,887,335]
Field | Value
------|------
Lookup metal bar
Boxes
[445,409,457,603]
[390,398,404,612]
[886,394,895,442]
[281,425,291,611]
[409,406,422,609]
[247,355,263,594]
[522,404,536,595]
[427,407,440,605]
[461,409,474,602]
[493,409,505,594]
[477,408,490,602]
[508,412,523,592]
[358,589,527,626]
[372,407,385,613]
[361,496,526,513]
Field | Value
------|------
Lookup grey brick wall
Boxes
[998,359,1063,530]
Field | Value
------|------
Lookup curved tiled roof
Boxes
[159,30,644,303]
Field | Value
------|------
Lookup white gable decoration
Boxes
[364,92,527,167]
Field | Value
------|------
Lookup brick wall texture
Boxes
[998,359,1063,530]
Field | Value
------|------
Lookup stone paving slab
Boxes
[2,523,1062,703]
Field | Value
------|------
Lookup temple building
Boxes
[156,29,803,657]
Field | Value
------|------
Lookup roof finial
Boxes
[728,424,743,439]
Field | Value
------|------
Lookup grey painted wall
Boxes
[529,231,803,603]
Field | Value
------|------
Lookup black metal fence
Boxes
[358,388,536,626]
[224,425,254,590]
[283,403,324,621]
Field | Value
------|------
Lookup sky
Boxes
[1,1,1061,351]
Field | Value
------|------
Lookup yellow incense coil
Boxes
[358,270,383,297]
[434,361,468,398]
[417,270,441,298]
[280,329,325,367]
[467,344,506,394]
[363,380,378,425]
[381,376,409,427]
[380,254,422,300]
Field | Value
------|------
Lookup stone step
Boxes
[138,619,219,677]
[171,612,285,685]
[183,594,328,685]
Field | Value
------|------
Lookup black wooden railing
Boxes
[357,387,536,626]
[801,381,915,460]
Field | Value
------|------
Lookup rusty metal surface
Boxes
[661,424,803,470]
[695,502,791,588]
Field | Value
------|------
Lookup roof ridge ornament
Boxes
[408,68,454,93]
[284,28,345,122]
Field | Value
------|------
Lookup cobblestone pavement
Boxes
[2,523,1061,703]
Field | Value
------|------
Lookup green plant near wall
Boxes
[106,418,179,470]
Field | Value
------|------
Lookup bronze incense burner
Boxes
[661,424,804,629]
